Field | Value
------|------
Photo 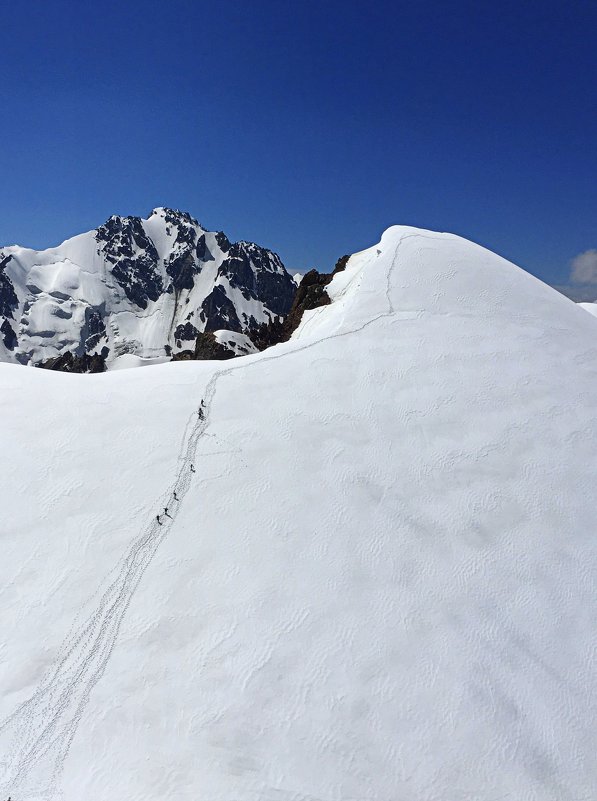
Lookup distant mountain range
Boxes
[0,208,298,371]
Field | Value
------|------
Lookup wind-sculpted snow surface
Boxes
[0,379,220,798]
[1,226,597,801]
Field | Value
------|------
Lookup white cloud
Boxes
[570,249,597,284]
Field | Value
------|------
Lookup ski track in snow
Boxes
[0,232,411,800]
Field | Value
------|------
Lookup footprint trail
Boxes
[0,237,405,800]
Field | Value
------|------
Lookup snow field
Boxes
[0,226,596,800]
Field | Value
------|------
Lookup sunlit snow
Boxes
[0,226,596,801]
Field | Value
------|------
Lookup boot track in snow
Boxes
[0,235,406,800]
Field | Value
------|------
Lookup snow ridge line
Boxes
[0,232,409,800]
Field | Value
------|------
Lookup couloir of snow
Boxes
[1,226,596,801]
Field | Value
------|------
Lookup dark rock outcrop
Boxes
[171,331,237,362]
[166,251,199,292]
[163,208,200,232]
[216,242,296,316]
[251,254,350,350]
[195,234,214,262]
[96,216,163,309]
[38,349,108,373]
[194,332,237,360]
[174,321,199,348]
[332,255,350,275]
[218,246,258,300]
[215,231,231,253]
[285,268,332,321]
[1,319,17,350]
[81,308,107,352]
[287,255,350,330]
[163,210,203,291]
[170,349,194,361]
[201,285,242,332]
[0,253,18,318]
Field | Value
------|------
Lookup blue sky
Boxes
[0,0,595,282]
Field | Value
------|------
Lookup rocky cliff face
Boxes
[0,208,297,371]
[250,255,350,351]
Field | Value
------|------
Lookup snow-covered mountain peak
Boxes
[0,209,296,369]
[293,223,597,344]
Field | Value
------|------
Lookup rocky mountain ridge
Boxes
[0,208,298,371]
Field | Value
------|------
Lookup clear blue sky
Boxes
[0,0,595,281]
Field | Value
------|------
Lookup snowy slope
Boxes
[1,226,596,801]
[0,208,295,368]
